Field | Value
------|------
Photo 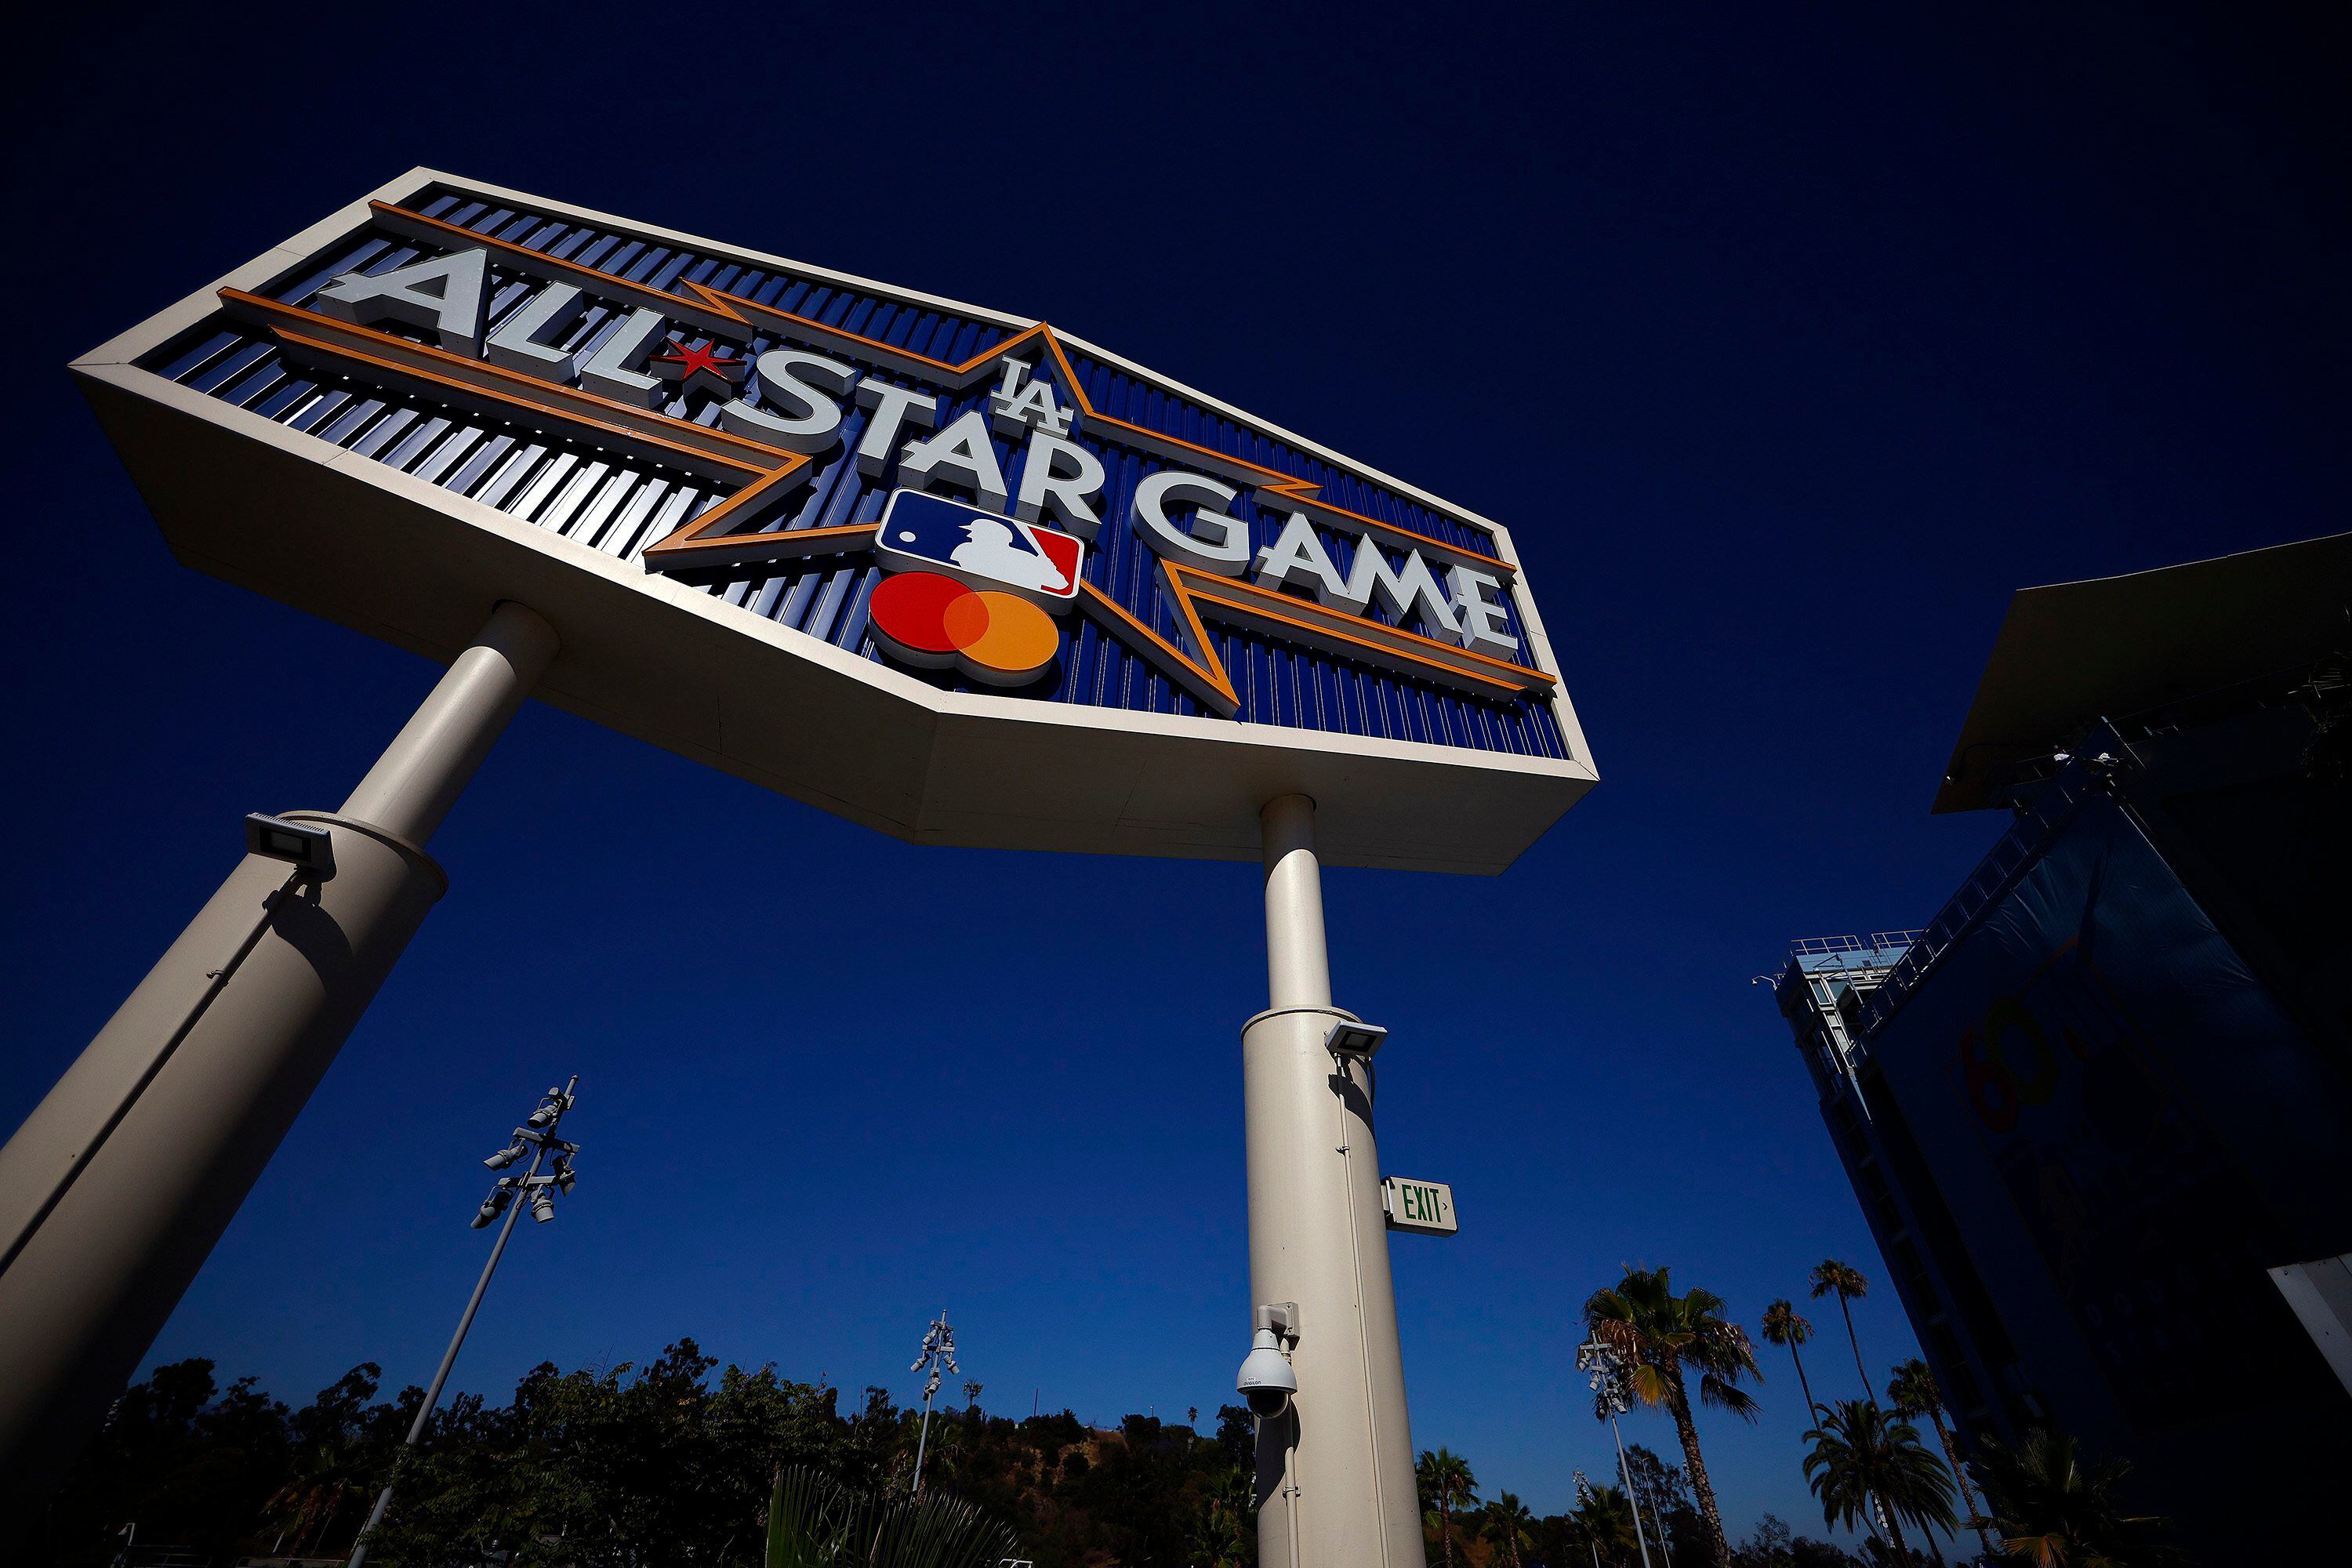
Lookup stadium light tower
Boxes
[347,1077,580,1568]
[1577,1338,1656,1568]
[908,1308,958,1496]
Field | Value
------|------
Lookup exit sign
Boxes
[1383,1178,1458,1236]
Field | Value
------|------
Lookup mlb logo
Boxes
[875,490,1083,611]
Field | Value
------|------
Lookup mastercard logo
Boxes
[866,491,1084,687]
[869,571,1062,686]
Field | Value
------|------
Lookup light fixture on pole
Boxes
[1577,1338,1657,1568]
[909,1309,958,1496]
[346,1078,581,1568]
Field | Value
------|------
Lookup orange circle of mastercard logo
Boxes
[869,571,1061,686]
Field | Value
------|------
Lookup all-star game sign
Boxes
[26,171,1606,1555]
[72,171,1595,869]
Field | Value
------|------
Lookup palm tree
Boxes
[263,1433,368,1555]
[1190,1468,1253,1568]
[1968,1426,2182,1567]
[1416,1446,1479,1568]
[1808,1260,1873,1399]
[1759,1299,1822,1419]
[1483,1490,1536,1568]
[1888,1358,1992,1559]
[764,1463,1018,1568]
[1584,1265,1762,1568]
[1570,1483,1642,1567]
[1802,1399,1957,1561]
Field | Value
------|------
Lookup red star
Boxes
[649,337,744,397]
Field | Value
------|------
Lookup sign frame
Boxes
[72,169,1598,873]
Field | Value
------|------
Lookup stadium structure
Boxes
[1767,531,2351,1557]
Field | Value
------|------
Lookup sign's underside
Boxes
[73,172,1595,872]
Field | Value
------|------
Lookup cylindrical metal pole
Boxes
[0,603,558,1517]
[1245,796,1424,1568]
[1611,1410,1654,1568]
[347,1074,573,1568]
[347,1160,537,1567]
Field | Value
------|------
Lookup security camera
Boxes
[1236,1327,1298,1418]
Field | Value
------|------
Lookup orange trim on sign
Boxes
[640,516,882,570]
[223,289,798,476]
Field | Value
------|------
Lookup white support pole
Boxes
[0,602,558,1515]
[1245,795,1425,1568]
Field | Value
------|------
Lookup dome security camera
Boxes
[1236,1327,1298,1418]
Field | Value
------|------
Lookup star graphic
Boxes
[648,337,745,400]
[274,202,1559,719]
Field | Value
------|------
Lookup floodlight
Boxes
[1323,1020,1388,1058]
[530,1189,556,1223]
[526,1105,557,1128]
[484,1142,526,1170]
[244,812,336,881]
[472,1185,514,1229]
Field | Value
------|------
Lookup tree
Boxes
[40,1359,296,1566]
[39,1342,1261,1568]
[263,1363,393,1556]
[1807,1261,1873,1401]
[262,1431,370,1555]
[1415,1447,1479,1568]
[1622,1443,1702,1562]
[1731,1512,1794,1567]
[763,1462,1018,1567]
[1968,1426,2181,1567]
[1568,1483,1642,1566]
[1213,1403,1257,1477]
[1584,1265,1762,1568]
[1760,1301,1822,1419]
[371,1340,862,1568]
[1801,1399,1956,1563]
[1189,1468,1254,1568]
[1484,1490,1536,1568]
[1886,1359,1991,1560]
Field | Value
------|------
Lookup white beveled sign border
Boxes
[72,169,1596,873]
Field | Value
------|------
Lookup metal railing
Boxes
[1857,757,2108,1036]
[1788,931,1927,959]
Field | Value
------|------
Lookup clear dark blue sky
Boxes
[5,1,2344,1539]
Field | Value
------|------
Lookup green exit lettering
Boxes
[1387,1177,1457,1236]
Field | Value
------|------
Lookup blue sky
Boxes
[5,1,2343,1541]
